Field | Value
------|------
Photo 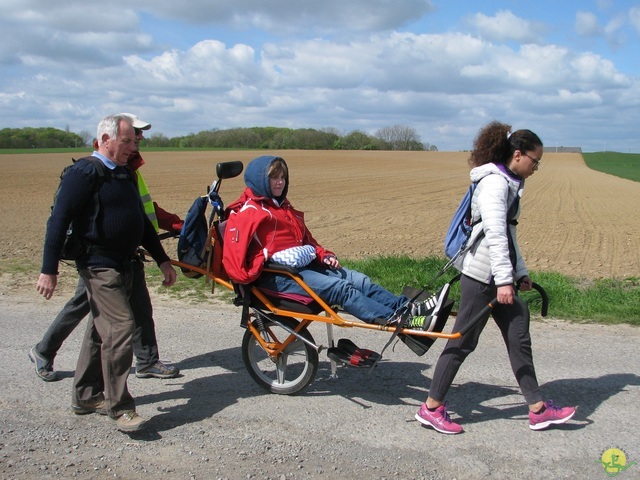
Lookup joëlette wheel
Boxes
[242,315,318,395]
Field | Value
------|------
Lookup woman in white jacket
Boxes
[415,121,575,435]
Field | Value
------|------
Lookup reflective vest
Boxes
[136,171,159,232]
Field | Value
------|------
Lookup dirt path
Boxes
[2,286,639,479]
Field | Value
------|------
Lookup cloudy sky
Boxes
[1,0,639,152]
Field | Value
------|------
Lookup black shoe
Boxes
[28,347,58,382]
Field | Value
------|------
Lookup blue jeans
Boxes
[256,264,407,323]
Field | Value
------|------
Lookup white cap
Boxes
[121,112,151,130]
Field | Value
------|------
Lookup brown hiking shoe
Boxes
[112,411,147,432]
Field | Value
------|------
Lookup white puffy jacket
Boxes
[454,163,528,286]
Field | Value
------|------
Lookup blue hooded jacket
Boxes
[244,155,289,203]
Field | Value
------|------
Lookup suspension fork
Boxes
[247,310,319,355]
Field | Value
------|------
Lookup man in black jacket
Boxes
[36,113,176,432]
[30,114,181,382]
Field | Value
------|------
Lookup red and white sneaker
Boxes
[529,401,576,430]
[415,402,463,434]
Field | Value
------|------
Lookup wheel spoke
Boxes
[276,353,287,384]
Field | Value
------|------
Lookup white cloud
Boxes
[125,40,260,89]
[0,1,638,152]
[140,0,435,34]
[603,13,630,48]
[467,10,545,44]
[575,8,640,48]
[575,11,601,36]
[0,2,150,68]
[630,7,640,33]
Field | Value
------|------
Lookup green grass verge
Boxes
[339,256,640,326]
[142,255,639,326]
[5,255,638,326]
[140,264,237,304]
[0,148,93,155]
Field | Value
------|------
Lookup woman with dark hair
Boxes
[415,121,575,434]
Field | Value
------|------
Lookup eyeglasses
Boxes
[134,128,144,138]
[523,153,541,169]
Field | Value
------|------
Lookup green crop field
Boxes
[583,152,640,182]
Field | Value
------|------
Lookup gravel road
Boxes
[1,286,639,480]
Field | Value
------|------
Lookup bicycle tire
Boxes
[242,315,318,395]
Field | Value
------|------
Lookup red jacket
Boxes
[222,187,334,284]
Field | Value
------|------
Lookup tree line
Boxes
[0,125,438,151]
[0,127,85,149]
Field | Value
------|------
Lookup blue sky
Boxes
[1,0,639,152]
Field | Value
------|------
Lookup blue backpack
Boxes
[177,196,210,278]
[444,182,480,260]
[444,177,520,262]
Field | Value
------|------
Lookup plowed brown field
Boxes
[1,150,639,280]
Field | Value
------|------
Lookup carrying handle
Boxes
[531,282,548,317]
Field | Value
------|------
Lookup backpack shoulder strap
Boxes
[82,156,108,182]
[75,156,109,242]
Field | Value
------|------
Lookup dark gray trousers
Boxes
[428,274,542,405]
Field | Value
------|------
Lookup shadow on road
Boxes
[421,372,639,428]
[125,341,640,440]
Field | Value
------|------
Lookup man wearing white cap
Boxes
[30,113,183,387]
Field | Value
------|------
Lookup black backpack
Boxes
[51,156,107,261]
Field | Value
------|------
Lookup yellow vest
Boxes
[136,171,159,232]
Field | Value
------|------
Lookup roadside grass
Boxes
[140,263,236,305]
[0,148,95,155]
[4,255,637,325]
[582,152,640,182]
[143,255,640,326]
[341,256,640,326]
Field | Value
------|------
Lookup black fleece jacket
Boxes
[41,156,170,275]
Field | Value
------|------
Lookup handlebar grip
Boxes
[531,282,548,317]
[157,231,178,240]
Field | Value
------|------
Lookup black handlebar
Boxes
[531,282,548,317]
